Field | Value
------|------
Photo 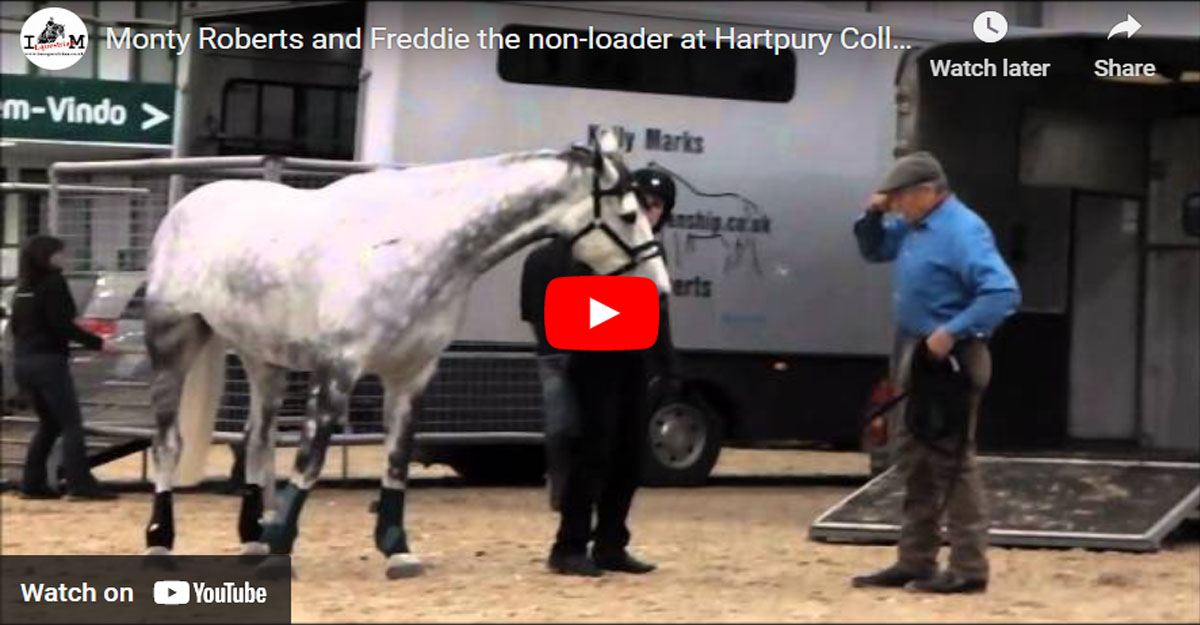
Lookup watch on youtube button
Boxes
[545,276,659,351]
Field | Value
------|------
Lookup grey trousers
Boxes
[536,354,580,512]
[889,336,992,581]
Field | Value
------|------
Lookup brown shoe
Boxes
[852,564,934,588]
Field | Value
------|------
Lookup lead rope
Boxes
[926,355,970,529]
[865,352,971,526]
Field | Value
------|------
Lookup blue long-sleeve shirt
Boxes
[853,194,1021,339]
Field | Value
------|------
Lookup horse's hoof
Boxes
[255,556,296,581]
[141,547,177,570]
[238,542,270,564]
[385,553,424,579]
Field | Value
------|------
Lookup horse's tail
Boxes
[173,334,227,487]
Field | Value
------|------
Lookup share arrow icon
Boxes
[1107,14,1141,40]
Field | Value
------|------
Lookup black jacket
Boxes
[520,238,592,356]
[519,237,680,381]
[10,272,103,358]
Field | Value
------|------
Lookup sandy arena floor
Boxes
[2,448,1197,622]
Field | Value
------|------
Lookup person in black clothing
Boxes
[520,235,589,514]
[520,168,682,577]
[11,235,117,501]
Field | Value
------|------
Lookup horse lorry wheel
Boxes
[639,397,723,487]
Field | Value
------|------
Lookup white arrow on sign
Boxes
[589,297,620,329]
[140,102,170,131]
[1106,14,1141,40]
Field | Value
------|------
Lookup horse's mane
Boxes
[407,145,591,174]
[323,146,592,203]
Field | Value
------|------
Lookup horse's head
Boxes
[38,19,63,44]
[556,129,671,295]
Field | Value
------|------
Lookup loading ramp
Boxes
[810,455,1200,552]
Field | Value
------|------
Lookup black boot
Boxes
[19,485,61,500]
[548,549,603,577]
[851,564,934,588]
[592,548,656,574]
[905,570,988,594]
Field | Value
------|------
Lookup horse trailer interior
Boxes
[896,35,1200,455]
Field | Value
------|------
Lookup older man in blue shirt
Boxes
[850,152,1020,594]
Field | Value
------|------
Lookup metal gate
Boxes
[48,156,370,273]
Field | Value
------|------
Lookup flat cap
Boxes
[876,151,947,193]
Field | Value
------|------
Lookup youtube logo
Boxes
[545,276,660,350]
[153,580,190,605]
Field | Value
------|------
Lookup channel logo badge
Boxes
[153,580,190,605]
[545,276,659,351]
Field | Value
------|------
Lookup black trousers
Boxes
[15,353,97,490]
[553,351,648,555]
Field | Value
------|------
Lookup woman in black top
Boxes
[11,235,116,500]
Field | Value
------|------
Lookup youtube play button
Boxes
[546,276,659,350]
[589,298,619,329]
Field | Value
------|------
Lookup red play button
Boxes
[545,276,660,351]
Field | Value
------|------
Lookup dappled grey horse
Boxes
[140,130,670,578]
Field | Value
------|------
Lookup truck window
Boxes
[218,79,358,158]
[497,24,795,103]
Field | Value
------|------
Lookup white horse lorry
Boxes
[36,1,1199,486]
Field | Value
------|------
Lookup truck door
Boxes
[1142,116,1200,452]
[892,47,923,158]
[1069,193,1141,440]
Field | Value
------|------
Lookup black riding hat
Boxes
[631,168,676,231]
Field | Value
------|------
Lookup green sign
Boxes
[0,75,174,145]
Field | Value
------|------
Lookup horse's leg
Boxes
[143,312,212,557]
[238,358,286,558]
[258,363,357,577]
[376,363,437,579]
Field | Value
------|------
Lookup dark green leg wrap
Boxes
[146,491,174,549]
[261,484,308,555]
[238,484,264,543]
[374,487,410,556]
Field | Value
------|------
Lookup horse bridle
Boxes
[566,146,665,277]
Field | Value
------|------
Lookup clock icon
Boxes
[973,11,1008,43]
